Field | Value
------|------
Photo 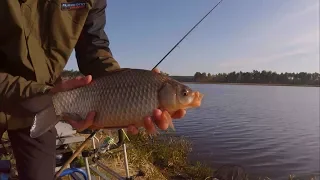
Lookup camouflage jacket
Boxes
[0,0,120,130]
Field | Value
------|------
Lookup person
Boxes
[0,0,186,179]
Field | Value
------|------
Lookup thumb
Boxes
[65,75,92,89]
[64,111,95,132]
[152,68,160,73]
[51,75,92,93]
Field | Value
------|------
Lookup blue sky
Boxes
[65,0,319,76]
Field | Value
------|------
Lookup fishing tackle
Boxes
[152,0,224,70]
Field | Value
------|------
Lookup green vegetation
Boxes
[61,69,320,86]
[125,131,214,179]
[1,130,319,179]
[79,130,319,180]
[193,70,319,86]
[77,130,214,180]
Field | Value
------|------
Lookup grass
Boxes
[1,130,319,180]
[124,130,214,180]
[73,130,319,180]
[70,130,214,180]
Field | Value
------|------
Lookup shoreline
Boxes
[182,82,320,87]
[2,131,318,179]
[83,131,318,180]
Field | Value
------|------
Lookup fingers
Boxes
[65,111,95,132]
[51,75,92,93]
[142,109,185,134]
[64,75,92,90]
[171,109,186,119]
[144,116,156,134]
[152,109,162,120]
[152,68,160,73]
[65,108,185,134]
[127,125,139,135]
[154,109,170,130]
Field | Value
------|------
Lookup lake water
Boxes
[173,84,320,179]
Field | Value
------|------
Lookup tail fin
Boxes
[21,94,60,138]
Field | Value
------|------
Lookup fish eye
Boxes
[181,89,189,96]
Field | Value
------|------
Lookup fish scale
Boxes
[22,68,203,138]
[52,69,169,128]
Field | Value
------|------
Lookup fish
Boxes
[21,68,204,138]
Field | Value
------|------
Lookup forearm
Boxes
[0,72,51,116]
[75,0,120,79]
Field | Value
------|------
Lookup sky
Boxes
[64,0,320,76]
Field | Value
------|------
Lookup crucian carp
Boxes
[21,68,204,138]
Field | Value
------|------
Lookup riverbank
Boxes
[182,81,320,87]
[71,130,319,180]
[1,130,319,179]
[72,130,214,180]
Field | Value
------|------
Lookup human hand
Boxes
[127,68,187,135]
[54,69,187,134]
[50,76,92,94]
[51,76,96,132]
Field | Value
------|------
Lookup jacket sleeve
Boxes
[0,72,51,117]
[74,0,120,79]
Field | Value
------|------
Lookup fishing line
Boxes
[56,2,224,177]
[152,0,225,70]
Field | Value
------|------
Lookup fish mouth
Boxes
[189,91,204,107]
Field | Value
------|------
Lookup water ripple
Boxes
[175,84,320,179]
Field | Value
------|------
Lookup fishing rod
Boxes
[55,1,224,178]
[152,0,224,70]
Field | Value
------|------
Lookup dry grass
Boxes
[121,130,214,180]
[2,130,319,180]
[68,129,214,180]
[64,130,167,179]
[57,129,320,180]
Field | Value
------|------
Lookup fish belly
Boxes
[53,69,166,128]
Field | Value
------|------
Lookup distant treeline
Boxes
[194,70,320,86]
[61,69,320,86]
